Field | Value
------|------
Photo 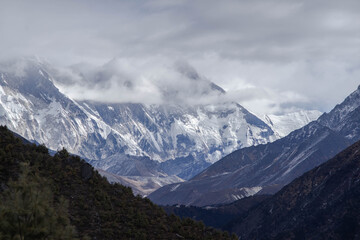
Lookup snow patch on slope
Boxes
[231,186,262,201]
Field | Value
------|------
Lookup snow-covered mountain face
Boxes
[0,60,94,152]
[0,58,278,182]
[83,100,280,181]
[263,110,322,137]
[149,85,360,206]
[78,101,276,164]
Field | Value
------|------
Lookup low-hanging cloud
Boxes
[50,57,316,116]
[52,58,225,106]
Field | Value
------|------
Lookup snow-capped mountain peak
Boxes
[0,58,278,181]
[263,110,323,137]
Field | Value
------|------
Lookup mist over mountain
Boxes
[0,57,327,197]
[50,58,228,106]
[0,58,310,195]
[1,1,359,238]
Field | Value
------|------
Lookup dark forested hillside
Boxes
[225,139,360,239]
[0,126,236,240]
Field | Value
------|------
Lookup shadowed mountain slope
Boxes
[226,139,360,239]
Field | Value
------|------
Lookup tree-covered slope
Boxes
[0,126,235,240]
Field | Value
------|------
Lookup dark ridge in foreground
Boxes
[0,126,236,240]
[226,139,360,239]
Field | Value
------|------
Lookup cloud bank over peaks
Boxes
[0,56,322,116]
[52,58,226,106]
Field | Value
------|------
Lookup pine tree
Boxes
[0,162,78,240]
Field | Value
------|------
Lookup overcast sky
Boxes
[1,0,359,115]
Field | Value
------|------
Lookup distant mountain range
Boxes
[148,85,360,206]
[0,57,321,195]
[3,56,358,239]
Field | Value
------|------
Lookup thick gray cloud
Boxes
[51,57,225,105]
[0,0,359,115]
